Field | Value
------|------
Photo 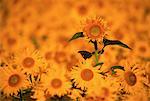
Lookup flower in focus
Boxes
[15,48,46,74]
[0,66,29,96]
[82,16,108,41]
[117,58,144,94]
[41,63,71,97]
[68,89,83,100]
[71,59,102,92]
[31,84,48,101]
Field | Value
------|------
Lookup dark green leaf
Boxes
[110,66,124,75]
[103,38,131,49]
[69,32,84,42]
[94,62,104,67]
[78,51,92,60]
[111,65,125,71]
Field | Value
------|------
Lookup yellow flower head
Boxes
[89,77,117,101]
[31,84,47,101]
[41,62,71,97]
[133,40,150,58]
[40,43,56,63]
[127,90,149,101]
[139,62,150,90]
[15,48,47,75]
[82,16,109,41]
[0,66,29,96]
[117,58,144,94]
[68,89,83,100]
[71,59,103,93]
[144,62,150,85]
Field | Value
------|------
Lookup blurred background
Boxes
[0,0,150,65]
[0,0,150,100]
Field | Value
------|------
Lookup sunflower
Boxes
[0,31,20,52]
[31,84,48,101]
[66,54,81,72]
[1,31,33,53]
[91,77,117,101]
[40,44,55,63]
[71,59,103,94]
[133,40,150,58]
[82,16,109,41]
[144,62,150,86]
[117,58,144,94]
[53,51,68,64]
[15,48,46,75]
[111,24,135,45]
[139,62,150,95]
[68,89,83,101]
[41,63,71,97]
[0,66,29,96]
[70,1,97,22]
[127,90,149,101]
[0,44,7,59]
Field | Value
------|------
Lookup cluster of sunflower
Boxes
[0,0,150,101]
[0,15,150,101]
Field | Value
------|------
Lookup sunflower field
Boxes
[0,0,150,101]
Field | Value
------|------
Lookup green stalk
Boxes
[95,50,99,64]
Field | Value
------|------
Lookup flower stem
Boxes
[95,50,99,64]
[90,40,100,64]
[93,40,99,64]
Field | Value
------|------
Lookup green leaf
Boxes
[111,70,117,75]
[94,62,104,67]
[78,51,92,60]
[103,38,132,49]
[69,32,84,42]
[110,66,124,75]
[111,65,125,71]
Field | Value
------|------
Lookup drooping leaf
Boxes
[69,32,84,42]
[103,38,132,49]
[111,66,125,71]
[78,51,92,60]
